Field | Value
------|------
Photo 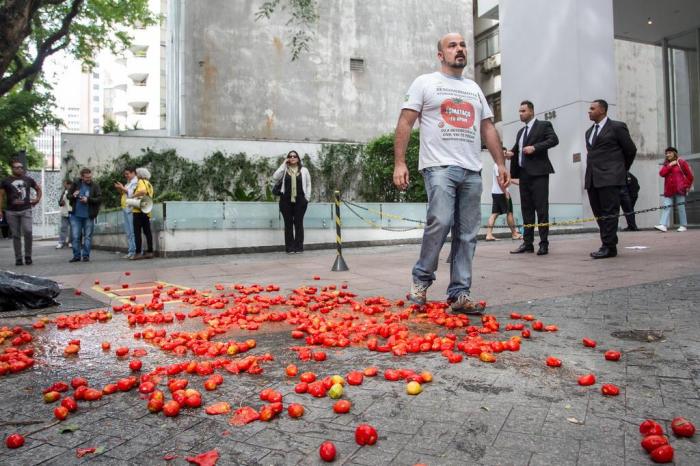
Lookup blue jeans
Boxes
[122,208,136,255]
[412,166,482,301]
[70,215,95,259]
[659,195,687,227]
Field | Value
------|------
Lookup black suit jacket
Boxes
[510,119,559,178]
[584,120,637,189]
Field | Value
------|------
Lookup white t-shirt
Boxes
[402,72,493,172]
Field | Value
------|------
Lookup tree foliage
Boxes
[360,130,426,202]
[256,0,319,61]
[0,0,156,97]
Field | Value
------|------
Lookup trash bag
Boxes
[0,271,60,311]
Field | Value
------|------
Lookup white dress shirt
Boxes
[589,116,608,145]
[519,118,536,166]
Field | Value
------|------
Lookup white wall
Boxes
[500,0,617,219]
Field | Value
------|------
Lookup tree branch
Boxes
[0,0,83,96]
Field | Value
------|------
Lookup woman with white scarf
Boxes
[272,150,311,253]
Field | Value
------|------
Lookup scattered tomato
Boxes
[319,441,336,462]
[671,417,695,438]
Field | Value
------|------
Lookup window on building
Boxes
[350,58,365,72]
[93,84,99,90]
[486,92,502,123]
[92,72,100,79]
[93,118,100,124]
[475,29,499,63]
[93,96,100,102]
[93,107,100,113]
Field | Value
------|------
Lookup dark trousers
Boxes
[619,186,638,229]
[133,212,153,254]
[279,198,307,252]
[519,174,549,246]
[587,185,621,248]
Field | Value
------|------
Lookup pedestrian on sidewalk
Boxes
[620,171,640,231]
[655,147,694,232]
[68,168,101,263]
[114,167,138,258]
[584,99,637,259]
[56,179,72,248]
[272,150,311,254]
[507,100,559,256]
[0,160,42,265]
[485,150,521,241]
[132,167,154,259]
[393,32,509,315]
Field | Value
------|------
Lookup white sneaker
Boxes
[677,226,687,232]
[55,243,64,249]
[654,225,667,232]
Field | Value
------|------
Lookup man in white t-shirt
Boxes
[393,32,509,314]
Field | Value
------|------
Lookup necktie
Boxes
[591,124,599,145]
[520,125,529,167]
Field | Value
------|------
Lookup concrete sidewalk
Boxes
[0,231,699,465]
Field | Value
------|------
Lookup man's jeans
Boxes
[58,215,71,245]
[6,209,33,259]
[412,166,482,301]
[70,215,95,259]
[122,208,136,255]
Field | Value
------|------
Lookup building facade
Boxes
[166,0,475,142]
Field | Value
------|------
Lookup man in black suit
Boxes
[620,172,640,231]
[508,100,559,256]
[585,99,637,258]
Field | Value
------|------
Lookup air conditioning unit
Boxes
[482,53,501,73]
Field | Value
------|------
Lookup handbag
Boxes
[678,160,694,194]
[272,177,283,196]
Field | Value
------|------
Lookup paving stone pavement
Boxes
[0,234,699,465]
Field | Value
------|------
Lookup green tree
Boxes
[360,130,426,202]
[256,0,319,61]
[0,0,156,168]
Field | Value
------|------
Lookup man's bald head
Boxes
[437,33,467,75]
[437,33,465,52]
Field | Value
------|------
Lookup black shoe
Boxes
[82,256,90,262]
[69,257,81,263]
[537,245,548,256]
[590,247,617,259]
[623,226,639,232]
[15,259,23,266]
[24,257,32,265]
[510,243,534,254]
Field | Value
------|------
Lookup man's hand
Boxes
[393,163,410,190]
[30,199,39,206]
[670,160,678,166]
[505,150,515,157]
[114,181,124,190]
[523,145,536,155]
[496,164,510,191]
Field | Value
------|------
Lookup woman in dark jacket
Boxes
[272,151,312,253]
[655,147,694,232]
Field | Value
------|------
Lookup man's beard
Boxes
[445,57,466,69]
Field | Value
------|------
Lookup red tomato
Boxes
[162,400,180,417]
[285,364,298,377]
[319,441,336,462]
[333,400,352,414]
[355,424,378,446]
[577,374,596,386]
[363,367,378,377]
[129,359,142,371]
[545,357,562,367]
[604,350,621,361]
[641,435,669,453]
[671,417,696,437]
[601,384,620,396]
[294,382,308,394]
[60,396,78,412]
[313,351,327,362]
[287,403,304,418]
[54,406,69,421]
[640,419,664,436]
[582,338,597,348]
[300,372,317,383]
[521,329,531,338]
[5,433,25,449]
[346,371,364,386]
[71,377,88,389]
[649,445,674,463]
[532,321,544,331]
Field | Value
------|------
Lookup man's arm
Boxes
[89,184,102,205]
[31,181,42,205]
[617,122,637,170]
[481,118,510,190]
[393,109,420,190]
[533,121,559,152]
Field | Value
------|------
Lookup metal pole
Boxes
[41,168,47,239]
[662,38,672,147]
[51,134,55,171]
[331,190,349,271]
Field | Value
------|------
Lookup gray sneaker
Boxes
[407,281,430,305]
[450,293,482,315]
